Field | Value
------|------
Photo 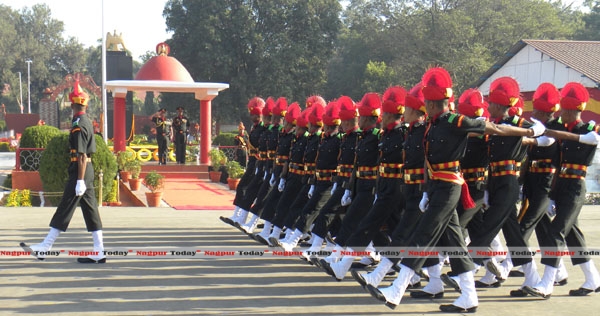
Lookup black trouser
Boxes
[468,175,532,267]
[261,173,304,222]
[456,181,486,237]
[294,181,333,234]
[385,183,423,257]
[333,178,376,247]
[539,178,590,267]
[249,170,273,216]
[399,180,474,275]
[236,169,265,210]
[278,183,310,229]
[233,159,256,206]
[174,131,186,163]
[345,178,404,249]
[519,172,553,244]
[50,162,102,232]
[157,134,168,164]
[311,179,346,239]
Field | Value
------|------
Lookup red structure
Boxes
[106,43,229,164]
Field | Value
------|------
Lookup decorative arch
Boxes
[46,73,102,101]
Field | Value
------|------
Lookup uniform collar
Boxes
[566,119,582,132]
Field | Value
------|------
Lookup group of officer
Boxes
[220,66,600,313]
[151,106,190,164]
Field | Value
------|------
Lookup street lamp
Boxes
[26,59,32,114]
[17,72,23,114]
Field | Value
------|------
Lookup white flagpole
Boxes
[101,0,108,142]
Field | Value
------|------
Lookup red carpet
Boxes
[161,178,235,210]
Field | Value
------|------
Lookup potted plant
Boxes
[225,160,245,190]
[125,159,142,191]
[143,170,165,207]
[116,150,135,181]
[208,148,227,182]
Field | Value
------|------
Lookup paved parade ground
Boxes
[1,205,599,315]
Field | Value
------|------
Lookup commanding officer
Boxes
[525,82,600,299]
[151,108,170,165]
[301,96,359,262]
[221,97,266,226]
[322,86,408,280]
[352,83,427,290]
[366,68,545,313]
[237,97,287,234]
[21,81,106,264]
[320,92,381,266]
[277,100,342,251]
[172,106,190,164]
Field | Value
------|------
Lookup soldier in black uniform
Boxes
[323,86,408,281]
[21,81,106,264]
[276,100,342,252]
[172,106,190,164]
[366,68,545,313]
[254,107,311,246]
[243,102,298,237]
[269,102,325,245]
[151,108,170,165]
[300,96,358,262]
[236,97,287,234]
[234,122,248,167]
[525,82,600,299]
[221,97,266,226]
[319,92,381,267]
[352,83,427,290]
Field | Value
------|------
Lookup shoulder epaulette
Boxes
[557,117,563,124]
[316,131,322,137]
[259,121,265,127]
[511,116,520,125]
[337,133,343,139]
[372,128,380,135]
[303,131,309,137]
[447,113,458,123]
[587,120,596,131]
[277,125,283,132]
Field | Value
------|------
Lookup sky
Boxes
[2,0,172,61]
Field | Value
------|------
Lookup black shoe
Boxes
[320,259,334,276]
[407,281,422,289]
[77,257,106,264]
[410,290,444,299]
[439,304,477,313]
[268,236,280,248]
[366,284,397,310]
[416,268,429,281]
[219,216,234,226]
[252,234,270,246]
[351,259,375,269]
[569,286,600,296]
[351,269,368,288]
[486,260,504,280]
[510,288,529,297]
[554,278,568,286]
[19,242,45,261]
[475,280,501,288]
[509,270,525,277]
[257,223,264,229]
[523,286,551,299]
[441,273,461,293]
[311,257,322,268]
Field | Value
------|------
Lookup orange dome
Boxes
[134,43,194,82]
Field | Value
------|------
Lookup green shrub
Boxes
[3,174,11,189]
[225,160,244,179]
[19,125,62,148]
[0,142,9,152]
[212,132,237,146]
[0,120,6,131]
[39,134,118,204]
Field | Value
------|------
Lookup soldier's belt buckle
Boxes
[560,167,568,174]
[404,174,410,181]
[316,172,321,178]
[379,166,385,174]
[356,170,361,177]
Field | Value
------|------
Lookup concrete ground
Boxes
[1,206,599,315]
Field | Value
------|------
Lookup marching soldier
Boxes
[221,97,266,226]
[323,86,409,280]
[20,80,106,264]
[525,82,600,298]
[172,106,190,164]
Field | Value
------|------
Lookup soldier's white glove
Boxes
[373,194,378,204]
[418,192,429,213]
[547,200,556,217]
[75,180,86,196]
[519,185,524,202]
[263,172,268,180]
[536,136,555,147]
[529,118,546,137]
[341,189,352,206]
[278,178,286,192]
[578,131,600,145]
[269,173,276,187]
[255,167,259,175]
[330,182,338,195]
[483,190,490,210]
[308,185,315,198]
